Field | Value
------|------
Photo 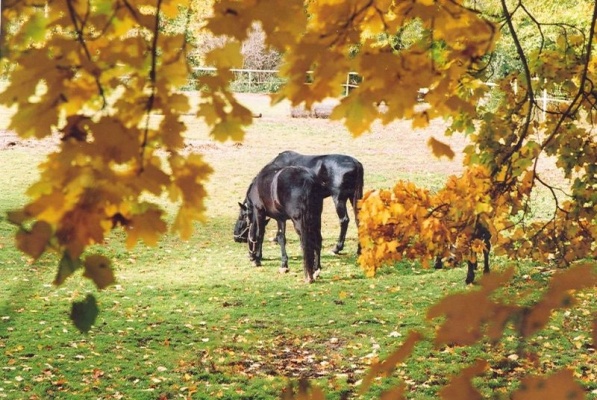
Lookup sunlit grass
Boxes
[1,97,594,399]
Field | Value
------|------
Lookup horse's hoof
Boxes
[252,261,262,267]
[305,276,314,283]
[279,267,289,274]
[313,269,321,279]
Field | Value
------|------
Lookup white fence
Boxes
[511,80,571,122]
[192,68,571,120]
[192,67,360,96]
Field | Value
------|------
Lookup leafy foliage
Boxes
[0,1,224,293]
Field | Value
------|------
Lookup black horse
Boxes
[234,165,326,283]
[265,150,364,254]
[434,222,492,284]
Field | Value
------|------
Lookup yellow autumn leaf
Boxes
[165,93,191,115]
[16,221,52,259]
[360,331,423,394]
[206,0,255,41]
[158,56,190,89]
[172,205,204,240]
[205,42,243,69]
[211,119,247,142]
[159,115,186,149]
[330,95,378,136]
[412,111,430,129]
[125,208,167,248]
[83,254,115,290]
[427,136,455,160]
[160,0,185,19]
[10,102,59,139]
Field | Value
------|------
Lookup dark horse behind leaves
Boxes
[265,150,364,254]
[434,222,492,284]
[234,164,326,283]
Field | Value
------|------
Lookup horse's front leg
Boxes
[465,259,477,284]
[249,214,267,267]
[332,197,349,254]
[276,220,289,273]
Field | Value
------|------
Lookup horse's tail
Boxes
[300,176,324,281]
[352,161,364,255]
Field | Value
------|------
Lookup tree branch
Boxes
[140,0,163,172]
[65,0,107,109]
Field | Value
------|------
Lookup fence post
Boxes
[345,73,350,96]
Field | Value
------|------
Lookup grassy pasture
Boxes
[0,94,595,399]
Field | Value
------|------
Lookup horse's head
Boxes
[234,202,251,243]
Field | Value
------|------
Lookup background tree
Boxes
[1,0,596,398]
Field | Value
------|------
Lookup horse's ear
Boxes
[238,202,246,210]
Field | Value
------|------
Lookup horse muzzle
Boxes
[234,235,248,243]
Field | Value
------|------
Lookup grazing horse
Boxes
[234,165,325,283]
[266,150,364,254]
[434,222,492,284]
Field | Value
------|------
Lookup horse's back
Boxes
[270,151,363,194]
[251,165,323,220]
[273,166,323,215]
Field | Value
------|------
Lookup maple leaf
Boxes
[83,254,115,290]
[16,221,52,260]
[160,0,185,19]
[428,136,456,160]
[54,251,82,286]
[439,360,488,400]
[519,263,597,338]
[359,331,423,394]
[205,42,244,69]
[125,207,168,248]
[427,268,515,346]
[511,369,586,400]
[380,385,406,400]
[330,94,379,136]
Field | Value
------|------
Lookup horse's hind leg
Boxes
[276,220,289,273]
[434,256,443,269]
[348,195,361,255]
[313,222,323,279]
[332,197,349,254]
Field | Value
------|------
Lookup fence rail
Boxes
[192,68,572,120]
[192,67,360,95]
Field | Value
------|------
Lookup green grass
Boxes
[1,96,596,399]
